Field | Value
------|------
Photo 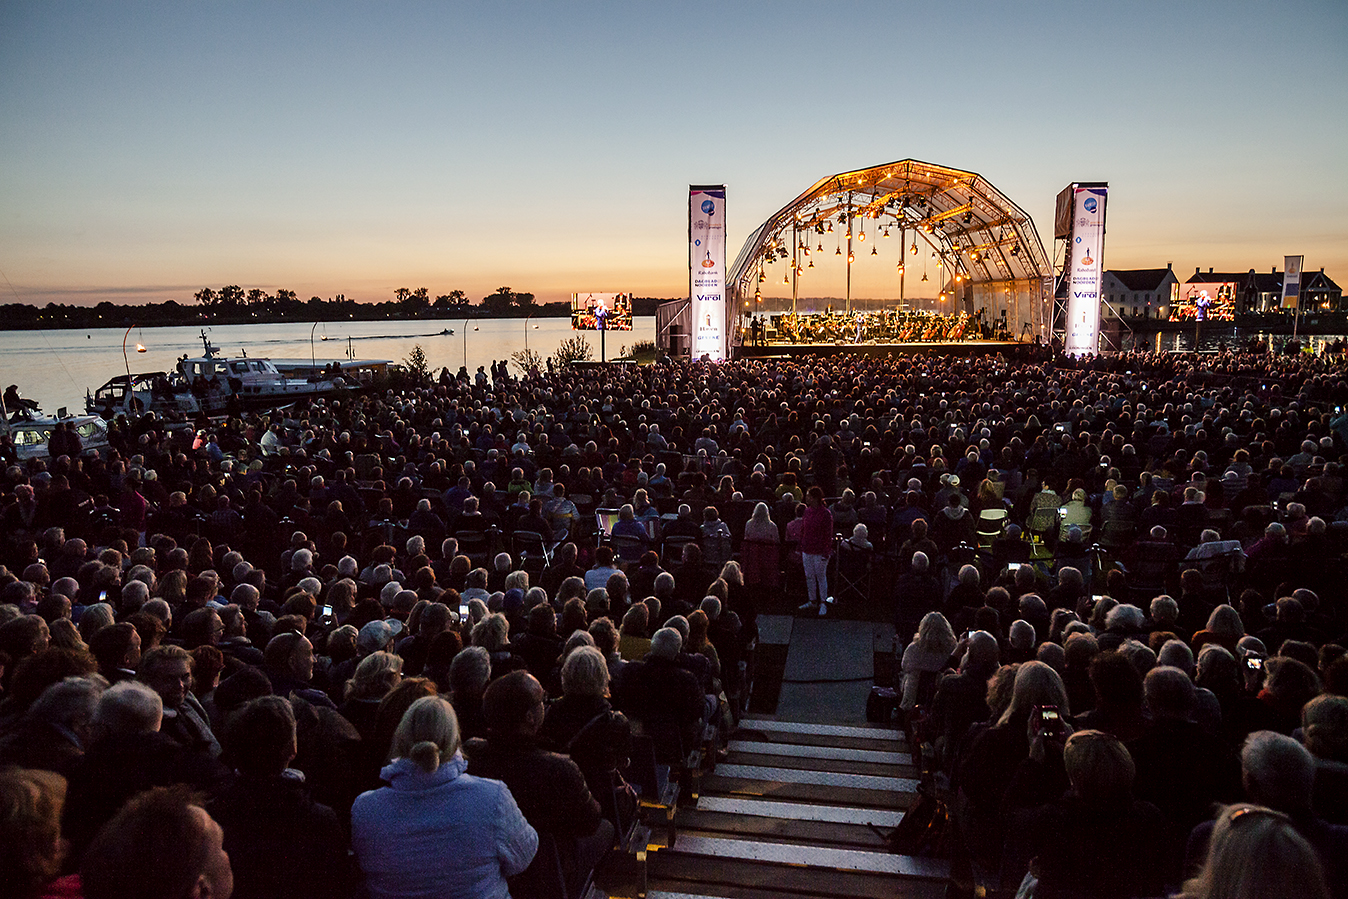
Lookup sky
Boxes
[1,0,1345,308]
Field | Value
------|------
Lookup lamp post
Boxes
[122,325,136,385]
[122,324,146,416]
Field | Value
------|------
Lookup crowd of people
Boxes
[0,345,1346,897]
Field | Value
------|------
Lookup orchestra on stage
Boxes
[744,307,1010,346]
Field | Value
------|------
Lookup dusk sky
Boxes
[2,0,1344,308]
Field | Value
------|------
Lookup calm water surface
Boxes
[0,317,656,416]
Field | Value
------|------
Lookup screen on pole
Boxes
[1064,184,1107,357]
[570,293,633,331]
[689,185,727,361]
[1175,282,1237,321]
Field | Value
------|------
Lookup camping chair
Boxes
[975,508,1008,547]
[1026,506,1059,544]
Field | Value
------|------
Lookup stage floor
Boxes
[733,339,1024,360]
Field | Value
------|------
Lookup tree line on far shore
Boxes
[0,287,669,330]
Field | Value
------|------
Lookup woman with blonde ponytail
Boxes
[351,695,537,898]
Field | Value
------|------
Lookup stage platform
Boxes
[733,339,1025,361]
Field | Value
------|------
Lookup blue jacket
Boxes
[351,753,537,899]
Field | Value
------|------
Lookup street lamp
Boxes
[122,324,146,416]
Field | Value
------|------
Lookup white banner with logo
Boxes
[1281,255,1304,310]
[689,186,727,361]
[1064,185,1107,356]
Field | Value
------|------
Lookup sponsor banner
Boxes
[1064,186,1107,356]
[1282,255,1304,310]
[689,186,726,360]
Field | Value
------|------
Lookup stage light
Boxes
[884,228,891,238]
[858,230,866,242]
[1011,245,1020,256]
[848,252,855,263]
[827,222,833,232]
[808,259,814,268]
[817,242,823,252]
[871,246,878,256]
[910,242,918,256]
[797,266,804,276]
[759,272,766,282]
[897,263,904,274]
[836,246,842,255]
[921,272,928,282]
[783,272,790,284]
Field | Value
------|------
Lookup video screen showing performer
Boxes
[571,293,633,331]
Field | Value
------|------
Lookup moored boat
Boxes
[85,331,391,419]
[1,410,110,462]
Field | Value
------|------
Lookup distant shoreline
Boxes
[0,298,671,331]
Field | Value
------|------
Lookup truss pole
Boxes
[791,221,798,315]
[846,194,853,314]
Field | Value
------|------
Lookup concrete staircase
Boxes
[642,717,950,899]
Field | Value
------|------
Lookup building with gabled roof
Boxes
[1102,264,1179,319]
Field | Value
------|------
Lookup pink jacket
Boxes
[799,505,834,557]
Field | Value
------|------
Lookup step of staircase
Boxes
[645,716,949,899]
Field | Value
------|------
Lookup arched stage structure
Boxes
[726,158,1052,354]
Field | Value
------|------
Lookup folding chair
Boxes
[454,529,492,567]
[609,534,647,566]
[834,538,874,604]
[1193,548,1245,603]
[1097,520,1136,552]
[510,529,553,571]
[661,535,697,566]
[701,532,733,572]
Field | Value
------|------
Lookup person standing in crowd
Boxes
[797,486,834,616]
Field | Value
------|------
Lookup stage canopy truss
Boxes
[728,158,1053,338]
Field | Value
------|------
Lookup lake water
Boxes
[0,316,656,416]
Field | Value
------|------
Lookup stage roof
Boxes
[728,158,1051,303]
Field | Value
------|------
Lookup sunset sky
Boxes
[2,0,1344,307]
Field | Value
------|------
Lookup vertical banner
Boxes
[689,185,727,360]
[1064,184,1107,356]
[1281,255,1304,310]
